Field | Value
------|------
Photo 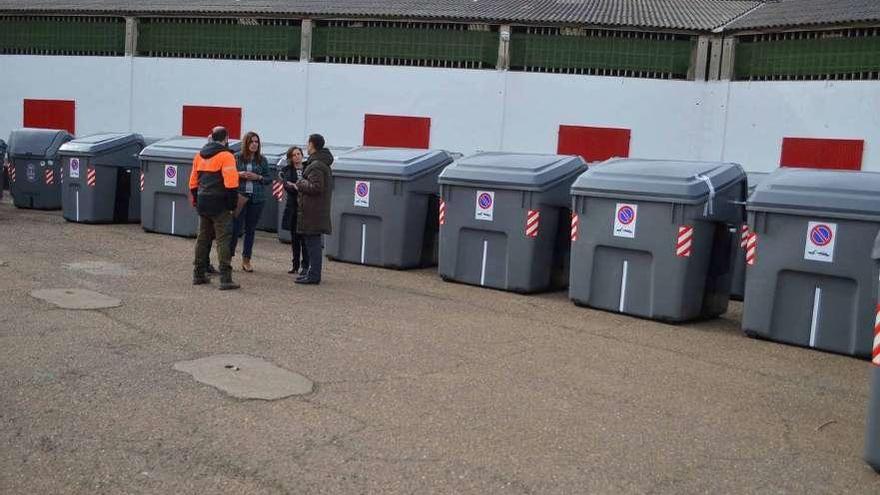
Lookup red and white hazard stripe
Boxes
[439,199,446,226]
[871,304,880,366]
[676,225,694,257]
[740,224,750,249]
[86,166,96,187]
[746,232,758,266]
[7,162,14,183]
[272,180,284,201]
[570,212,579,242]
[873,305,880,366]
[44,168,55,185]
[525,209,540,238]
[139,170,145,192]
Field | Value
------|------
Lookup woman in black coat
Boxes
[280,146,309,275]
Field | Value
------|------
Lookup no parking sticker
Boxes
[475,190,495,221]
[804,221,837,263]
[613,203,638,239]
[354,180,370,207]
[69,158,80,179]
[164,165,177,187]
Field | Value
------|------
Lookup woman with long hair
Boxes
[230,131,271,272]
[280,146,309,275]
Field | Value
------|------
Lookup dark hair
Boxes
[210,126,228,143]
[241,131,262,162]
[286,146,303,162]
[308,134,325,151]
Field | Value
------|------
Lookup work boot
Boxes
[193,271,210,285]
[218,272,240,291]
[206,264,218,276]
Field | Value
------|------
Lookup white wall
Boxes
[1,55,878,172]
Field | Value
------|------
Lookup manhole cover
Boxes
[65,261,131,276]
[173,354,313,400]
[30,288,122,310]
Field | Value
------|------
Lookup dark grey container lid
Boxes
[571,158,745,204]
[749,168,880,222]
[59,132,144,156]
[333,147,453,181]
[7,128,73,158]
[747,172,769,195]
[139,136,241,162]
[439,152,586,191]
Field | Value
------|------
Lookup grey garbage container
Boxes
[7,128,73,210]
[865,232,880,472]
[325,147,454,269]
[731,172,769,301]
[569,159,746,322]
[742,168,880,358]
[139,137,241,238]
[255,143,293,233]
[0,139,6,200]
[438,152,586,293]
[59,133,145,224]
[278,146,353,243]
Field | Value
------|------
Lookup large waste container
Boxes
[255,142,293,233]
[0,139,7,200]
[569,159,746,322]
[7,128,73,210]
[139,137,241,238]
[731,172,769,301]
[59,133,145,224]
[742,168,880,358]
[865,232,880,472]
[325,147,454,269]
[278,146,353,243]
[438,152,586,293]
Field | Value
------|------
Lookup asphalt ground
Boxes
[1,197,879,494]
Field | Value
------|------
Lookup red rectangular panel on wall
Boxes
[557,125,631,163]
[363,114,431,149]
[780,137,864,170]
[23,99,75,134]
[182,105,242,140]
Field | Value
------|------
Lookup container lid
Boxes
[260,142,297,163]
[571,158,745,204]
[7,128,73,158]
[139,136,242,162]
[59,132,144,156]
[747,172,769,195]
[749,168,880,222]
[333,147,454,180]
[439,152,587,190]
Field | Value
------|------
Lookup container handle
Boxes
[695,174,715,217]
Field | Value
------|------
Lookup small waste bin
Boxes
[7,128,73,210]
[59,133,145,224]
[730,172,769,301]
[742,168,880,358]
[139,137,241,238]
[256,142,294,233]
[438,152,586,293]
[278,146,353,243]
[569,159,746,322]
[865,233,880,472]
[325,147,454,269]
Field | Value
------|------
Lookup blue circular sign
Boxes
[810,224,833,246]
[617,206,635,225]
[478,193,493,209]
[356,182,369,197]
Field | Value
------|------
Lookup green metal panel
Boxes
[509,31,694,78]
[0,16,125,56]
[312,24,498,67]
[735,32,880,80]
[138,18,301,60]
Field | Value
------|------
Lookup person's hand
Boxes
[285,181,296,188]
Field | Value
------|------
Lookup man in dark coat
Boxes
[293,134,333,285]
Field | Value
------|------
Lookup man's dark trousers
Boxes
[194,211,233,278]
[301,234,323,282]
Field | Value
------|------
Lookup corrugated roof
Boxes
[0,0,761,31]
[724,0,880,31]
